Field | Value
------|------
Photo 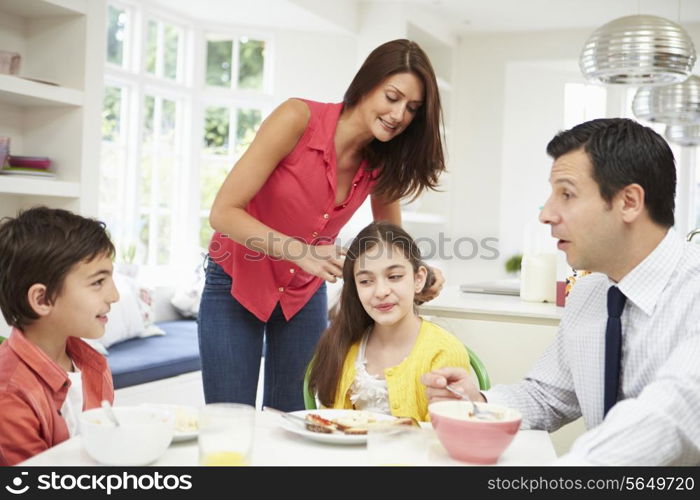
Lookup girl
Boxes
[308,222,471,422]
[201,39,447,411]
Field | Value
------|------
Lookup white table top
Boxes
[22,411,556,466]
[419,286,564,325]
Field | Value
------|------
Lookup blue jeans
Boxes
[197,259,327,411]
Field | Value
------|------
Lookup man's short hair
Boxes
[546,118,676,227]
[0,207,115,329]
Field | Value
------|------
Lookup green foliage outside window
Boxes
[205,37,264,90]
[106,6,125,66]
[235,109,262,157]
[163,24,179,79]
[146,21,157,74]
[102,86,121,142]
[238,39,264,90]
[206,40,232,87]
[204,107,230,154]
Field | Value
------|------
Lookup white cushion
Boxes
[98,273,165,349]
[170,264,205,318]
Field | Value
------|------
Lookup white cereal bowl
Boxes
[79,406,176,466]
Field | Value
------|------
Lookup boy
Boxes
[0,207,119,465]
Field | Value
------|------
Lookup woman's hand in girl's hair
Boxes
[415,266,444,304]
[421,367,485,404]
[297,243,347,283]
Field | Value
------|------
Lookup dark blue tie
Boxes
[604,286,627,417]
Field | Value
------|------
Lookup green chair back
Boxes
[302,344,491,410]
[302,361,316,410]
[465,345,491,391]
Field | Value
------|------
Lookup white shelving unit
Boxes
[0,73,84,107]
[0,176,80,197]
[0,0,105,217]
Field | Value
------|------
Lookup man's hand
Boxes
[421,367,486,404]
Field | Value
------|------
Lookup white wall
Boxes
[445,23,700,286]
[271,28,356,104]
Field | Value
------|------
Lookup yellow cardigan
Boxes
[331,319,471,422]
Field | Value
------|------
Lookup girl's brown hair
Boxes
[344,39,445,202]
[308,221,432,407]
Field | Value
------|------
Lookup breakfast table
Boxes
[21,411,557,466]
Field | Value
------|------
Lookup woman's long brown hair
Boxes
[343,39,446,203]
[308,221,433,407]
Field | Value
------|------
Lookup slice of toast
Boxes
[305,413,341,433]
[305,423,334,434]
[342,427,368,435]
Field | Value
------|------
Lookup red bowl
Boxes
[429,400,522,464]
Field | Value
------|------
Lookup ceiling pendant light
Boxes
[580,15,696,85]
[632,75,700,123]
[665,124,700,146]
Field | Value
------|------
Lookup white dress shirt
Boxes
[485,229,700,465]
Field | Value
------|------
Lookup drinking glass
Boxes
[198,403,255,466]
[366,424,429,466]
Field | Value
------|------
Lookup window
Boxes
[199,106,262,248]
[695,156,700,230]
[562,84,697,234]
[205,36,268,91]
[100,85,129,252]
[145,19,182,81]
[197,33,268,248]
[620,89,697,234]
[106,4,128,67]
[100,2,272,272]
[139,94,182,265]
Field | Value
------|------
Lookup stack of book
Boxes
[0,155,54,178]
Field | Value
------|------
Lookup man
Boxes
[423,118,700,465]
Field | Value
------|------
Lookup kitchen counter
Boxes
[419,285,563,326]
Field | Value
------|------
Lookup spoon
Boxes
[101,400,120,427]
[445,384,499,421]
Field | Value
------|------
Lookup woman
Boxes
[201,39,446,411]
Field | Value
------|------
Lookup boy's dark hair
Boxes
[546,118,676,227]
[0,206,115,329]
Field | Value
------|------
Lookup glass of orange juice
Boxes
[198,403,255,466]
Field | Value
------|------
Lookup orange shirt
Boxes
[0,328,113,465]
[209,100,377,322]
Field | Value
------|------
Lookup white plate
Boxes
[277,409,396,445]
[139,404,199,442]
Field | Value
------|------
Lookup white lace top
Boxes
[349,335,391,415]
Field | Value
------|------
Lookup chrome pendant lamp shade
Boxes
[580,15,696,85]
[632,75,700,123]
[665,124,700,146]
